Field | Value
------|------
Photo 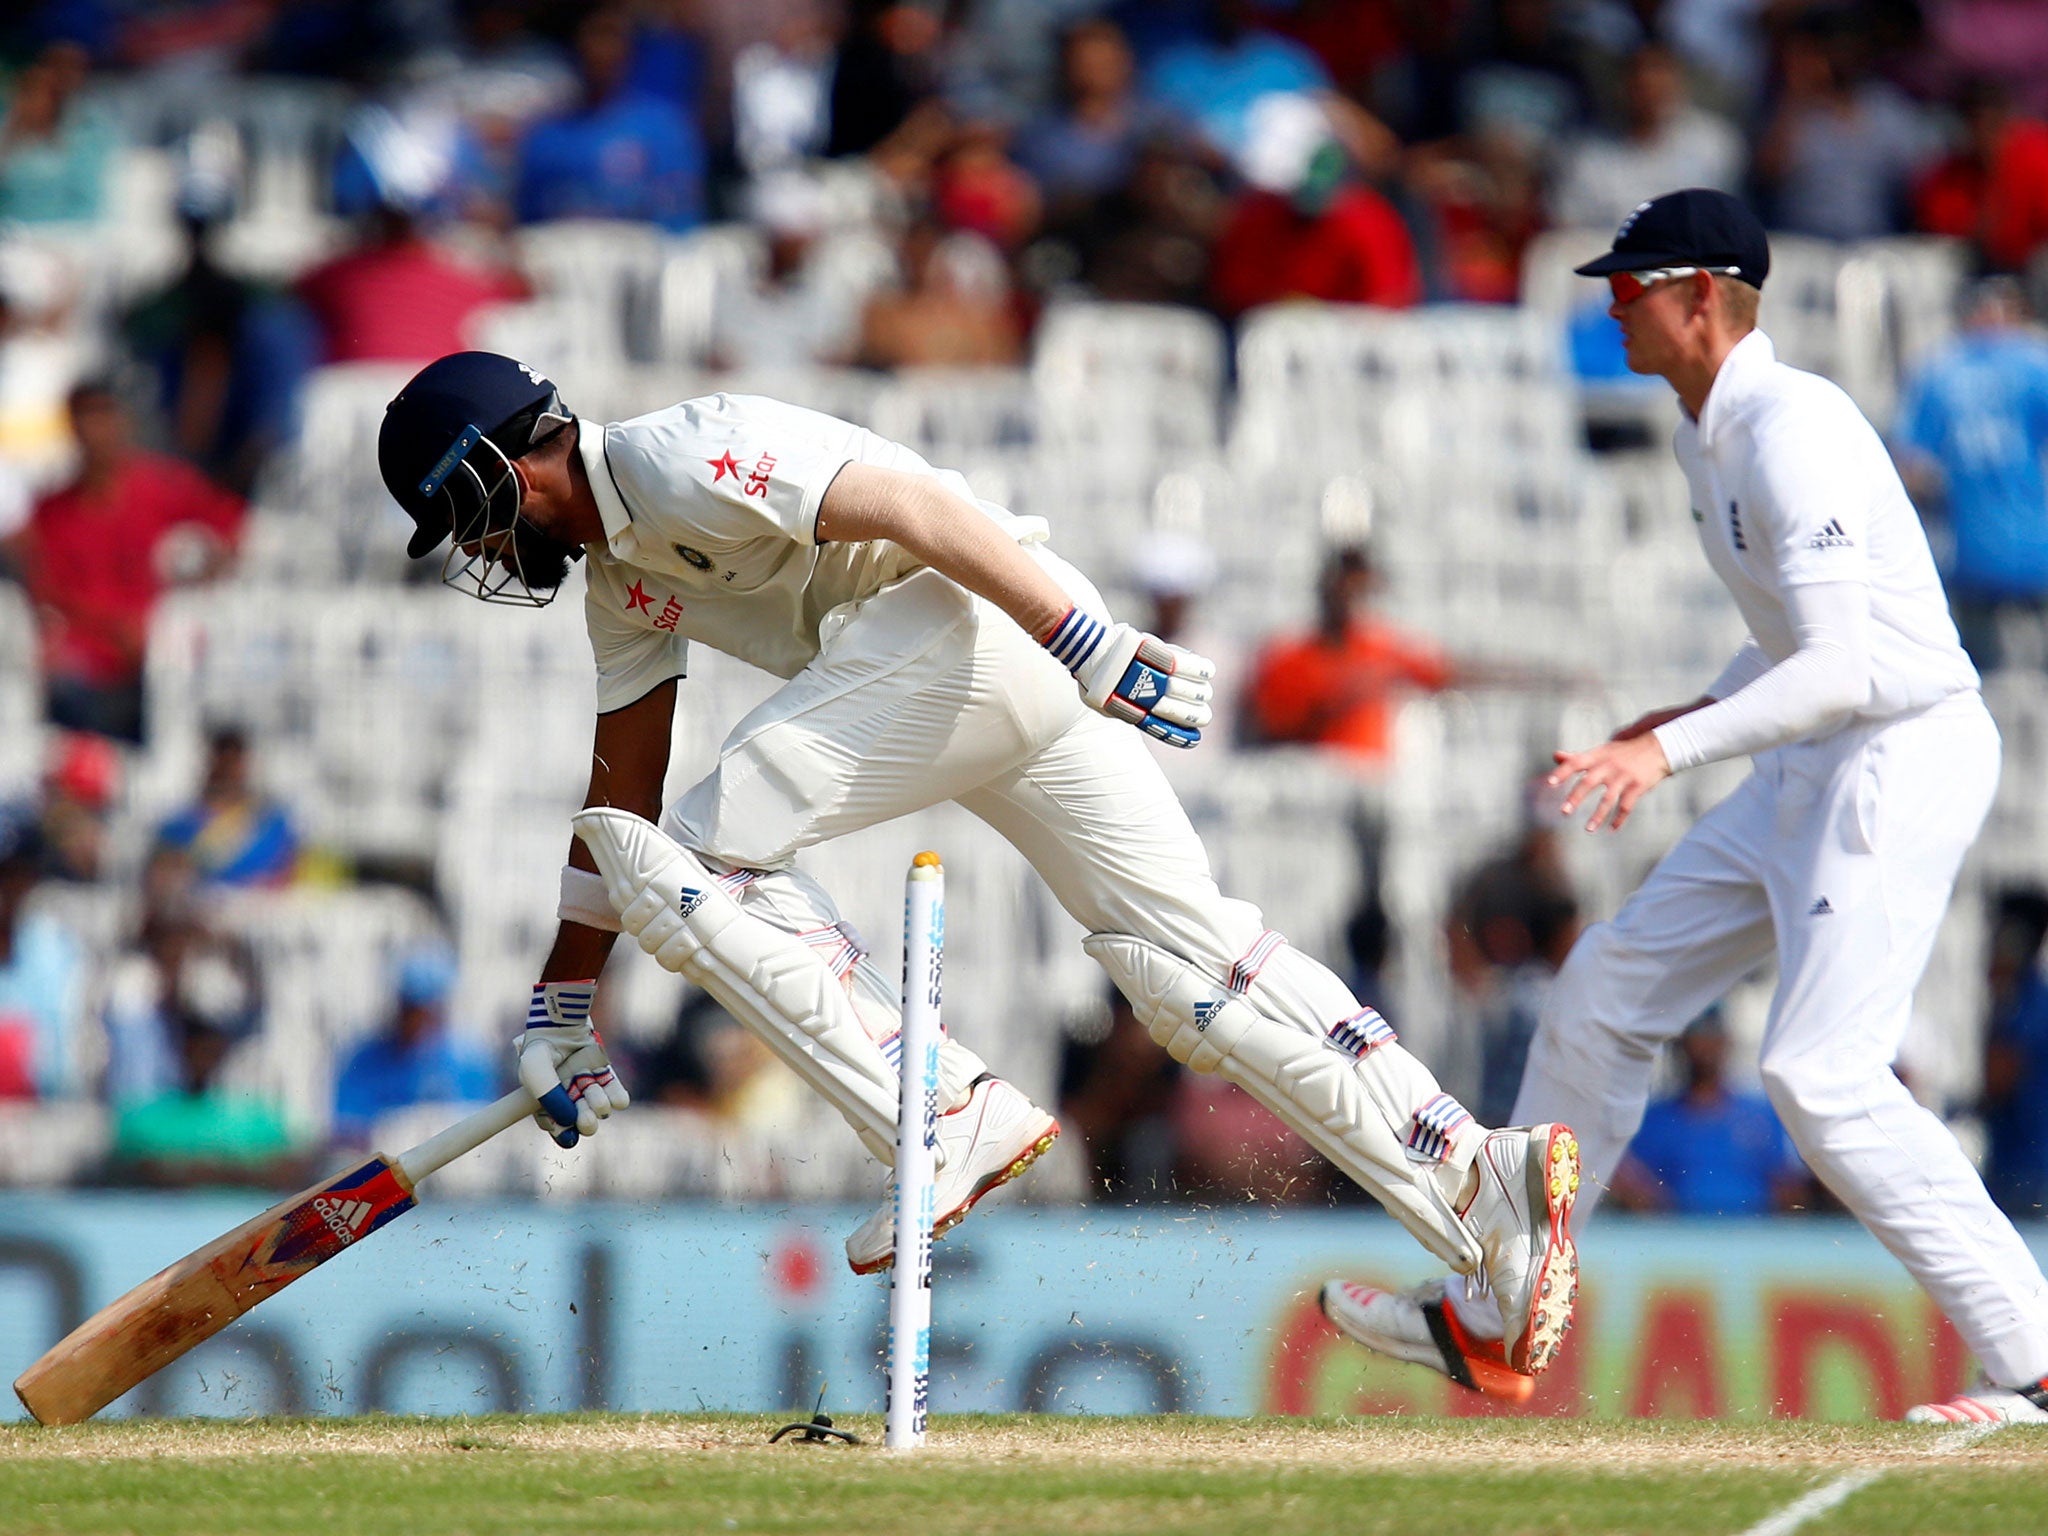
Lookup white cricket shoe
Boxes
[1319,1277,1536,1403]
[845,1076,1058,1275]
[1906,1380,2048,1424]
[1458,1123,1581,1376]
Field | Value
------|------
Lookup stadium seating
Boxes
[2,109,2027,1186]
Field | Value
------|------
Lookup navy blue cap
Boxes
[1574,188,1770,290]
[379,352,561,559]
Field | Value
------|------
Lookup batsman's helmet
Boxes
[378,351,570,560]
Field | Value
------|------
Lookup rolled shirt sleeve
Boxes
[585,561,688,713]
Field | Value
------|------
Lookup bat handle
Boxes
[394,1087,539,1189]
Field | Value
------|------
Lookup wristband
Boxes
[1041,606,1107,674]
[558,864,622,931]
[528,979,597,1029]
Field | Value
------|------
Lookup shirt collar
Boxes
[577,417,636,554]
[1696,328,1775,449]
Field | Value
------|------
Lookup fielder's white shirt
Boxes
[574,395,1048,712]
[1655,330,1977,769]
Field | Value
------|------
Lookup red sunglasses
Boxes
[1607,265,1741,302]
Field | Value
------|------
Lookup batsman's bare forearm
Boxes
[539,920,620,984]
[539,680,677,985]
[818,462,1071,640]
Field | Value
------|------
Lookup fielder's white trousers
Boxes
[659,551,1474,1181]
[1512,692,2048,1385]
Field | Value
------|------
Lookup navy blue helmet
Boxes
[378,351,569,560]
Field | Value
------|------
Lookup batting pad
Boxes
[1085,932,1482,1272]
[573,807,902,1165]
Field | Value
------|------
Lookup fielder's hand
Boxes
[1042,608,1215,748]
[1549,734,1671,833]
[515,980,629,1146]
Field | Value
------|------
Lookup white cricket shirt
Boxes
[1655,330,1977,769]
[574,395,1047,712]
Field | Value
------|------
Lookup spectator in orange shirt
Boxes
[1915,78,2048,274]
[1242,542,1451,763]
[7,382,243,743]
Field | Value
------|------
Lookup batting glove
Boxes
[515,980,630,1146]
[1042,608,1215,748]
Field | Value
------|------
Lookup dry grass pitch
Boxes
[0,1414,2040,1536]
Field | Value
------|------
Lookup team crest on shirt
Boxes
[674,544,714,571]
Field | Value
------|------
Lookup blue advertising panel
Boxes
[0,1198,2033,1421]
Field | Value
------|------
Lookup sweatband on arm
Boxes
[1654,582,1872,771]
[559,864,623,932]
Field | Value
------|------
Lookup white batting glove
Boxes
[514,980,630,1146]
[1041,608,1215,748]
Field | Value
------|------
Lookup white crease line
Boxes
[1734,1471,1879,1536]
[1927,1420,2005,1455]
[1734,1422,2006,1536]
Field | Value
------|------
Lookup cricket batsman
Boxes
[376,351,1581,1376]
[1321,188,2048,1422]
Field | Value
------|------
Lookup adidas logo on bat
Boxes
[311,1196,375,1245]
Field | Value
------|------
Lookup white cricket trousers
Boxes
[658,550,1477,1181]
[1513,692,2048,1386]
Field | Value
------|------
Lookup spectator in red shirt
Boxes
[1210,97,1420,319]
[1243,543,1451,765]
[297,106,527,365]
[298,216,527,364]
[1915,78,2048,274]
[7,381,243,742]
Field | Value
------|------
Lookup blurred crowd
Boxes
[0,0,2046,1212]
[0,2,2043,394]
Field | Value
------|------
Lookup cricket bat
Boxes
[13,1087,538,1425]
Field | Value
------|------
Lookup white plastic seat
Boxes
[654,224,766,366]
[868,367,1038,460]
[260,361,421,581]
[0,585,42,800]
[514,219,670,365]
[1034,302,1226,453]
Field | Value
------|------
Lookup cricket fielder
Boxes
[1322,188,2048,1422]
[376,351,1581,1374]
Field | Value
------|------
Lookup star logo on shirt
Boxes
[707,451,741,482]
[625,578,654,613]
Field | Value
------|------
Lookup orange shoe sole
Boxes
[1510,1125,1580,1376]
